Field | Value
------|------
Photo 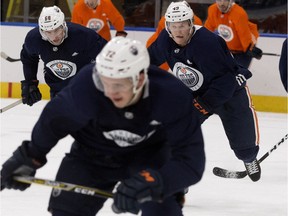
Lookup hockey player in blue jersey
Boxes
[279,38,287,92]
[20,5,107,106]
[1,37,205,216]
[148,1,261,182]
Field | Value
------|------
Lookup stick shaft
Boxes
[262,52,281,56]
[0,99,22,113]
[258,133,288,163]
[14,176,114,199]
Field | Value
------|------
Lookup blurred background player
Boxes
[279,38,287,92]
[1,37,205,216]
[148,1,261,182]
[147,14,203,71]
[71,0,127,41]
[204,0,263,68]
[20,5,106,106]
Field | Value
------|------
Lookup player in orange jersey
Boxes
[147,15,203,71]
[205,0,262,68]
[71,0,127,41]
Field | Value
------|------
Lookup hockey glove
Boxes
[21,80,42,106]
[115,31,128,37]
[193,96,212,124]
[112,169,163,214]
[247,45,263,60]
[1,141,46,191]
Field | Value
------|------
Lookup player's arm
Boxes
[147,31,168,66]
[235,11,254,51]
[193,34,243,110]
[71,5,83,25]
[234,10,262,59]
[159,97,205,196]
[105,1,127,37]
[20,30,42,106]
[84,28,108,61]
[279,39,287,92]
[194,14,203,26]
[20,35,40,81]
[204,6,216,32]
[146,17,165,47]
[1,84,90,190]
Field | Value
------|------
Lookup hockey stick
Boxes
[0,99,23,113]
[213,134,288,179]
[0,51,21,62]
[14,176,114,199]
[262,52,281,57]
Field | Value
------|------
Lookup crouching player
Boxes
[1,37,205,215]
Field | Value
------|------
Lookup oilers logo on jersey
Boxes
[217,24,234,42]
[103,129,156,147]
[46,60,77,80]
[173,62,204,91]
[87,18,104,32]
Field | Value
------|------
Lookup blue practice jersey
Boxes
[20,22,107,92]
[279,38,287,92]
[28,64,205,197]
[148,25,252,109]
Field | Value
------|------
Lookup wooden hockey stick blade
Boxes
[262,52,281,57]
[14,176,114,199]
[213,134,288,179]
[0,99,23,113]
[0,51,21,62]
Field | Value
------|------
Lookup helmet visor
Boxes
[93,67,134,93]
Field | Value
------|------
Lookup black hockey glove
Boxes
[115,31,128,37]
[112,169,163,214]
[247,45,263,60]
[193,96,212,124]
[21,80,42,106]
[1,141,46,191]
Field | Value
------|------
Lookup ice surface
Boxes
[0,99,287,216]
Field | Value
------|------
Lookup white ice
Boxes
[0,99,287,216]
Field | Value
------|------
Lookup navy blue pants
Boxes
[204,86,260,162]
[48,142,184,216]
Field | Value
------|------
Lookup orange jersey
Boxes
[71,0,125,41]
[205,3,258,53]
[146,15,203,71]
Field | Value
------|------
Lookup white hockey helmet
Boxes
[38,6,65,31]
[94,37,149,93]
[165,1,194,23]
[165,1,194,39]
[38,6,67,44]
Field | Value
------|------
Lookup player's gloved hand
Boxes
[193,96,212,123]
[115,31,128,37]
[247,45,263,60]
[1,141,46,191]
[21,80,42,106]
[112,169,163,214]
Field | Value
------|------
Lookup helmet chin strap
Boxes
[126,73,147,107]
